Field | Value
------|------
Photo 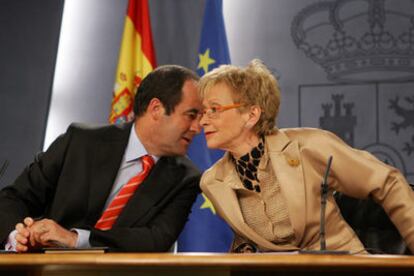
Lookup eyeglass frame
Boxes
[202,103,245,119]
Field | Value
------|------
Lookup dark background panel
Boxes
[0,0,64,187]
[150,0,205,70]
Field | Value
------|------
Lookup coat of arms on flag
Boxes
[110,0,156,124]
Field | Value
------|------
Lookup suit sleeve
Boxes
[89,172,200,252]
[0,128,72,245]
[304,130,414,253]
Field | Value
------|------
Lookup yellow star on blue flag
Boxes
[198,49,216,74]
[200,193,216,214]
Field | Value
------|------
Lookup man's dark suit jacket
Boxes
[0,122,201,252]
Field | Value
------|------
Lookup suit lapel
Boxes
[266,132,306,245]
[86,123,131,225]
[115,156,181,226]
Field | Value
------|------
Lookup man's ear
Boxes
[146,98,164,120]
[245,105,261,129]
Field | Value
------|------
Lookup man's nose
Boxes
[190,117,202,134]
[199,112,209,127]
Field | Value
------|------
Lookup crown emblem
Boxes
[291,0,414,82]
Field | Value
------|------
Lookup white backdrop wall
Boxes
[43,0,127,149]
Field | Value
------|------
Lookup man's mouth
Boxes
[182,137,191,143]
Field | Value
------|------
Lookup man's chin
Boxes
[171,145,189,156]
[161,140,191,156]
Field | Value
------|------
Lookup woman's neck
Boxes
[229,134,261,159]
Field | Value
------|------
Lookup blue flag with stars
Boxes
[177,0,233,252]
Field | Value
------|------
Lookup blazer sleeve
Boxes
[89,169,200,252]
[0,128,72,245]
[231,233,259,253]
[303,129,414,253]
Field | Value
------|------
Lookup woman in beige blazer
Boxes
[199,60,414,254]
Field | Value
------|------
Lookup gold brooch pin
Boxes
[286,157,300,167]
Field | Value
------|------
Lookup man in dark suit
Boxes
[0,65,202,252]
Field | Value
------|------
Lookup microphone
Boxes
[0,160,8,183]
[299,156,349,254]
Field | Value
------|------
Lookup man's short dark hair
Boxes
[133,65,199,117]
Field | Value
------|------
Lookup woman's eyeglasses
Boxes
[203,103,244,119]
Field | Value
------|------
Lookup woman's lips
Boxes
[204,131,215,138]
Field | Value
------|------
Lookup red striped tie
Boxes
[95,155,155,230]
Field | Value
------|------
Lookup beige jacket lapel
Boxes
[203,147,298,251]
[266,131,306,245]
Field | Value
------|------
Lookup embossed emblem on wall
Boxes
[291,0,414,82]
[293,0,414,182]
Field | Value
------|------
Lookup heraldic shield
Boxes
[293,0,414,254]
[299,82,414,254]
[299,82,414,184]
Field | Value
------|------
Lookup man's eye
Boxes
[186,113,197,120]
[211,106,219,113]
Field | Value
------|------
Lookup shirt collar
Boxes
[124,123,158,163]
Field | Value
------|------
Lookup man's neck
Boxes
[134,118,159,156]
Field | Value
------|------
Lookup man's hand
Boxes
[29,218,78,249]
[14,217,78,252]
[15,217,34,252]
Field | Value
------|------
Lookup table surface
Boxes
[0,252,414,269]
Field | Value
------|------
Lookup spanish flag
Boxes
[110,0,156,124]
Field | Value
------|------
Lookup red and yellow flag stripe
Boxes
[110,0,156,124]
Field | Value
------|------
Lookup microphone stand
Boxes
[299,156,349,254]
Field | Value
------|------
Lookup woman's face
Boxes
[200,82,250,152]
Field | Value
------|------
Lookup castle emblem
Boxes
[320,94,357,146]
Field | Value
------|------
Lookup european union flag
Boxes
[177,0,233,252]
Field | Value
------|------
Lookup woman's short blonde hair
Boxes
[199,59,280,136]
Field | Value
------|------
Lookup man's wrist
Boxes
[68,230,78,248]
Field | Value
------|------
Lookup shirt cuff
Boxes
[4,230,17,251]
[71,228,91,248]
